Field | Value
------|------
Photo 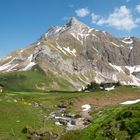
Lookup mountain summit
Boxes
[0,18,140,91]
[42,17,88,40]
[67,17,80,26]
[66,17,87,27]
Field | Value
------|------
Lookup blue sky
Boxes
[0,0,140,57]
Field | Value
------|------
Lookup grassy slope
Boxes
[0,101,42,140]
[0,91,85,140]
[0,87,139,140]
[0,65,74,92]
[60,103,140,140]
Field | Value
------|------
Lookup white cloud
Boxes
[136,18,140,24]
[62,16,71,21]
[75,8,90,17]
[126,0,130,2]
[91,13,100,23]
[136,5,140,13]
[92,6,138,31]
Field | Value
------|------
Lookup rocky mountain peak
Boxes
[41,17,88,40]
[66,17,88,28]
[68,17,80,26]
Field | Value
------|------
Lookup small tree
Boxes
[85,82,101,91]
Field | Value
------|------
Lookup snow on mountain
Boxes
[122,36,133,44]
[42,26,68,39]
[125,65,140,74]
[0,17,140,90]
[0,58,16,71]
[22,54,36,71]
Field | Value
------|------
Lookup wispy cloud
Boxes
[136,5,140,13]
[91,13,100,23]
[62,16,71,21]
[126,0,130,2]
[92,6,138,31]
[75,8,90,17]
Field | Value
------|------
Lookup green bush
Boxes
[84,81,121,92]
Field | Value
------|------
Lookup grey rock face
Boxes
[0,17,140,90]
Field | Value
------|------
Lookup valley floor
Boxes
[0,86,140,140]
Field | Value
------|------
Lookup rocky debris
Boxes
[57,103,68,108]
[32,102,43,107]
[45,103,92,131]
[22,126,58,140]
[54,116,75,126]
[65,112,81,118]
[81,111,92,123]
[57,101,73,108]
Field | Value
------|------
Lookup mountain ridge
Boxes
[0,17,140,91]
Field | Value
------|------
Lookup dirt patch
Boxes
[73,92,140,111]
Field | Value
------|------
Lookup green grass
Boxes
[0,100,42,139]
[0,91,86,139]
[0,65,75,92]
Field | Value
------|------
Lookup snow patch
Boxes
[70,27,94,44]
[120,99,140,105]
[56,42,67,55]
[130,46,133,50]
[71,32,90,44]
[88,28,94,33]
[102,31,106,35]
[6,64,18,72]
[125,65,140,74]
[0,58,15,71]
[22,54,36,71]
[95,29,99,32]
[105,86,115,91]
[55,42,77,56]
[71,33,82,44]
[44,26,67,39]
[63,47,77,56]
[82,104,91,112]
[122,36,133,44]
[121,45,124,47]
[22,62,36,71]
[129,74,140,86]
[109,63,124,73]
[37,42,40,45]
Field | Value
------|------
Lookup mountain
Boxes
[0,17,140,91]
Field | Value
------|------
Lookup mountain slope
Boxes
[0,17,140,91]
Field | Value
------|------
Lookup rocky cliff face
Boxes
[0,17,140,91]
